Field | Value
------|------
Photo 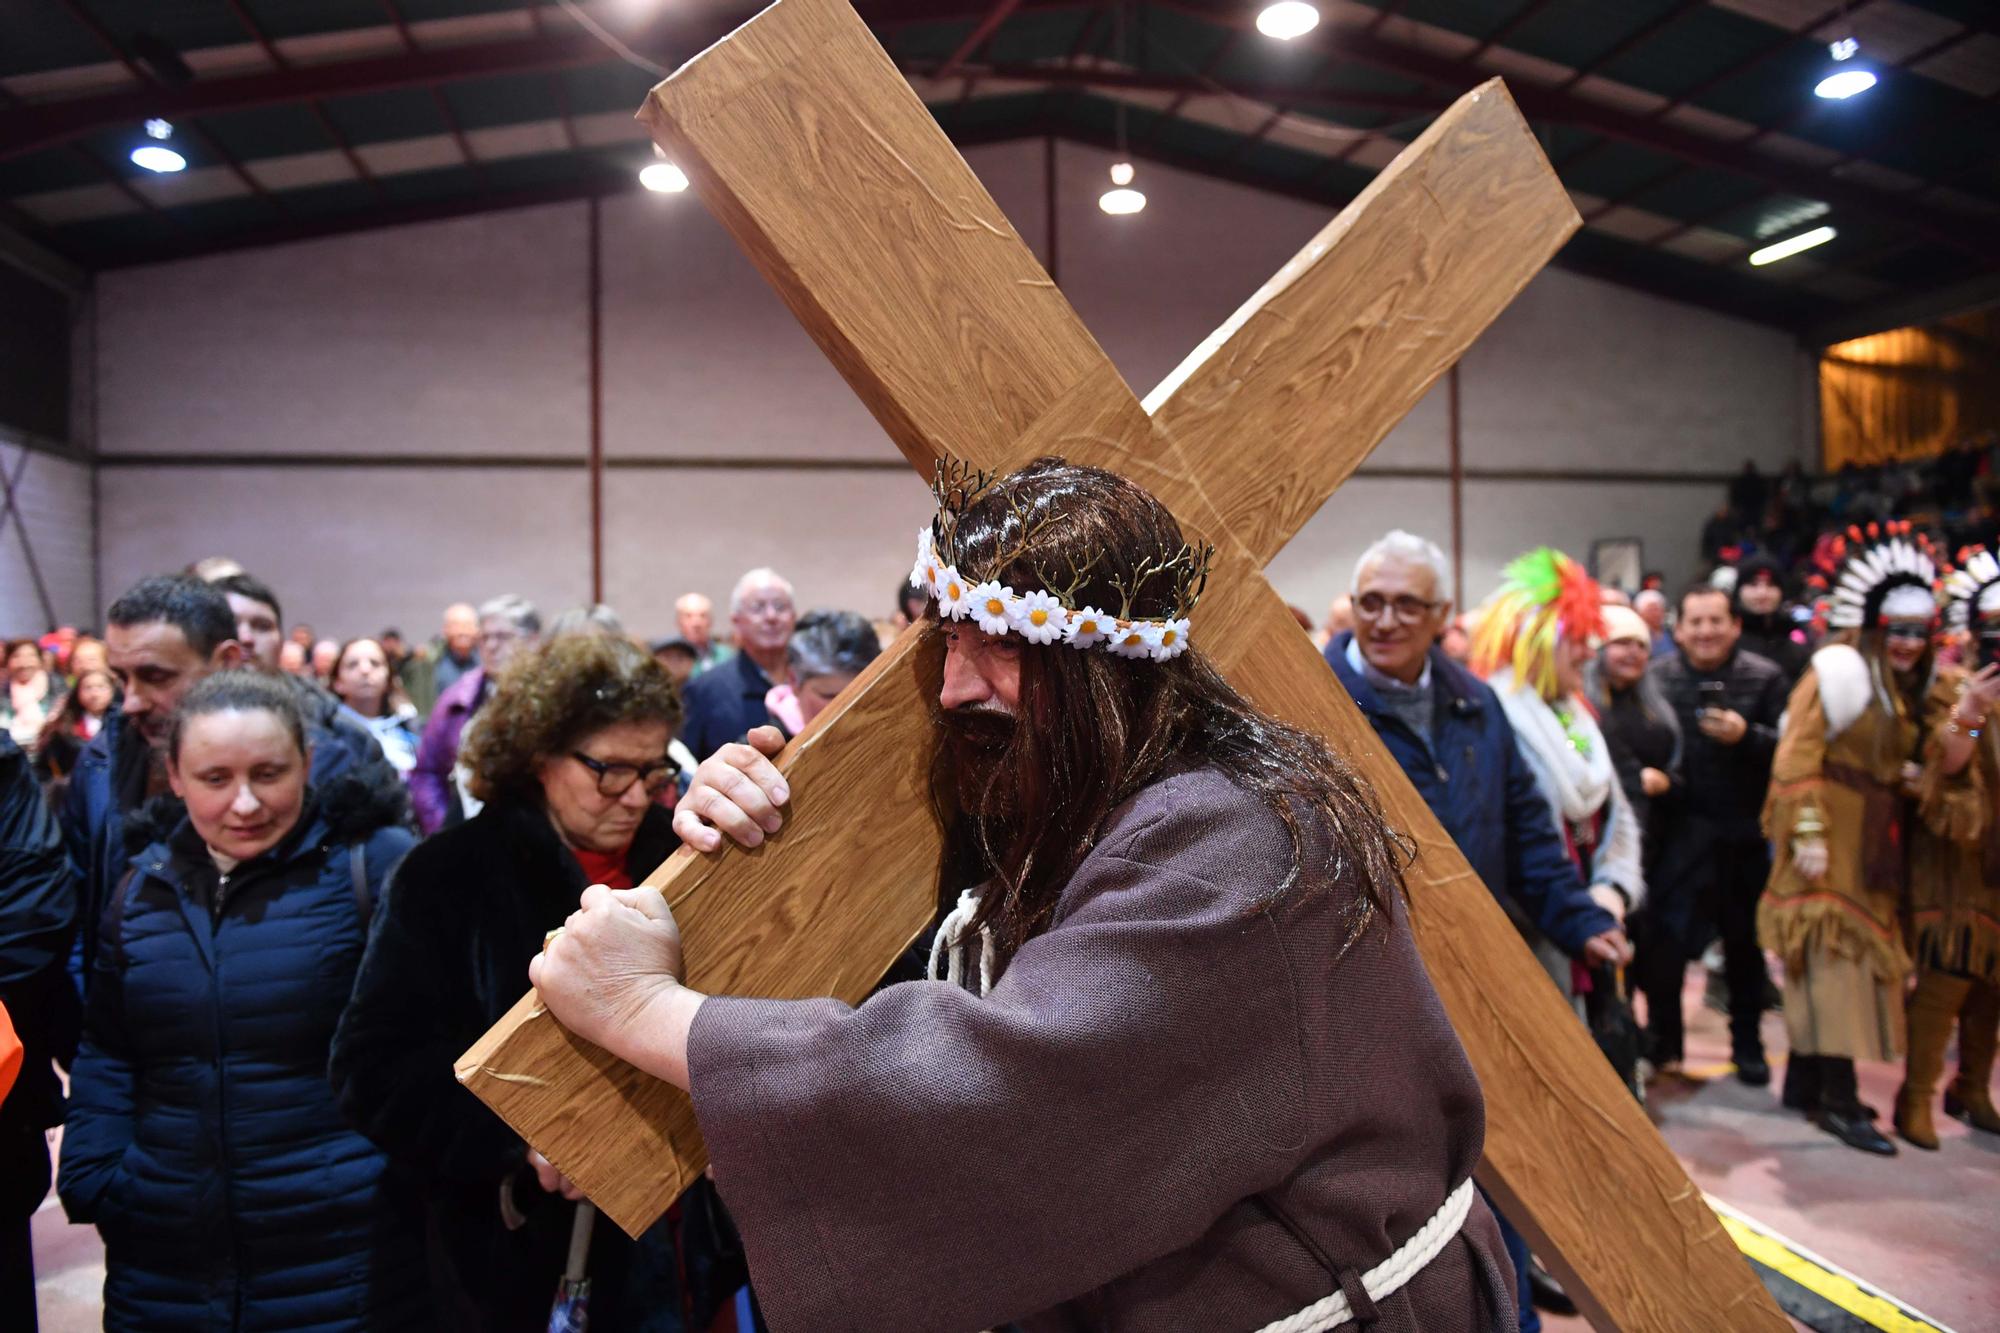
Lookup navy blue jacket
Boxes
[1326,633,1616,958]
[678,649,776,760]
[57,777,428,1331]
[60,703,394,1008]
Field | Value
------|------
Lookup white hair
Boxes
[477,593,542,635]
[730,567,796,613]
[1633,589,1667,613]
[1352,530,1452,604]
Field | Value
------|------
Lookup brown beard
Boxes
[937,705,1019,818]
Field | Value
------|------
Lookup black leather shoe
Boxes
[1734,1056,1771,1087]
[1527,1261,1578,1317]
[1818,1108,1897,1155]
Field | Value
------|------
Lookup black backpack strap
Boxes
[348,841,372,933]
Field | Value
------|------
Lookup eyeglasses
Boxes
[738,599,794,618]
[570,751,679,797]
[1354,592,1445,625]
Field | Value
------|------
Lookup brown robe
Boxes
[1760,660,1917,1060]
[1911,668,2000,982]
[687,766,1513,1333]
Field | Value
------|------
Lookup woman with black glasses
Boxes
[332,632,702,1330]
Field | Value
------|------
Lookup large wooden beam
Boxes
[460,2,1787,1327]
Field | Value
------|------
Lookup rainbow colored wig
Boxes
[1470,548,1606,700]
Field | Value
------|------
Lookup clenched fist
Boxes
[529,883,686,1069]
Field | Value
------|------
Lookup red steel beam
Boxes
[1153,0,1999,262]
[915,62,1447,116]
[935,0,1020,83]
[1585,22,1979,246]
[222,0,385,200]
[1465,0,1560,66]
[374,0,489,185]
[1549,0,1706,94]
[57,0,288,214]
[1551,3,1848,177]
[0,2,1051,161]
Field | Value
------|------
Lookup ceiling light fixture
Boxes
[639,144,687,193]
[130,118,185,173]
[1100,5,1145,218]
[1748,225,1836,266]
[640,161,689,192]
[1813,37,1876,100]
[1256,1,1320,41]
[1099,161,1146,215]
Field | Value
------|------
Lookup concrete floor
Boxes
[30,966,2000,1331]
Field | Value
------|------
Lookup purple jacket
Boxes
[410,668,486,835]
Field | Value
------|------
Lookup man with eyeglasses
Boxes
[679,569,799,760]
[1325,530,1627,1333]
[1326,532,1627,969]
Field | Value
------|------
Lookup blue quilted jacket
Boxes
[57,776,429,1331]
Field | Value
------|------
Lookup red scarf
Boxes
[571,845,633,891]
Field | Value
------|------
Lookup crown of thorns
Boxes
[910,457,1213,661]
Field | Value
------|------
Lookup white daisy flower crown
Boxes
[910,457,1213,663]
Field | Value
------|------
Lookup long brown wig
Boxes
[930,458,1410,966]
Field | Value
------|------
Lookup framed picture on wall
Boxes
[1591,538,1644,594]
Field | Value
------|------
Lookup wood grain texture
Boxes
[636,0,1128,476]
[1144,79,1580,569]
[463,0,1786,1324]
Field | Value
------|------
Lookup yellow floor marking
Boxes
[1707,1197,1953,1333]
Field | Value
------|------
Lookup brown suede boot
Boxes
[1945,980,2000,1135]
[1897,972,1971,1150]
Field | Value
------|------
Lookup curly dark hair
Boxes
[459,633,681,804]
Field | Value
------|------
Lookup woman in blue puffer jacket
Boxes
[59,670,428,1330]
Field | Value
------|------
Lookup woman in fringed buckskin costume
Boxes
[1761,523,1936,1156]
[1898,545,2000,1148]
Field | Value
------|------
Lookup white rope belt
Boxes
[1251,1178,1478,1333]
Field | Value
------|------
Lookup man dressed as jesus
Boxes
[530,458,1516,1332]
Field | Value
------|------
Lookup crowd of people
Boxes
[2,455,1997,1332]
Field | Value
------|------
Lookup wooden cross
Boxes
[459,1,1786,1325]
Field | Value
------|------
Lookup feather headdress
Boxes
[1804,522,1937,630]
[1470,548,1605,700]
[1943,544,2000,633]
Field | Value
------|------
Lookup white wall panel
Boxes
[1458,477,1728,607]
[1461,265,1811,472]
[602,466,932,637]
[600,143,1049,464]
[97,465,587,639]
[95,204,589,459]
[86,139,1808,640]
[0,441,94,633]
[1263,476,1456,625]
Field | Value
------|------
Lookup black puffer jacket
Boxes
[331,796,706,1331]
